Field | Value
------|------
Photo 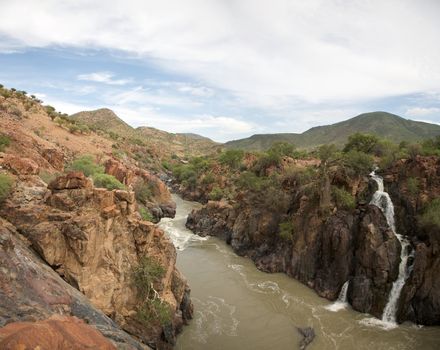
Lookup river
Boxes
[159,194,440,350]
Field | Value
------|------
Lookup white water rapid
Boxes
[369,171,412,325]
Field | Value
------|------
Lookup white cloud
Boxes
[405,107,440,117]
[177,84,214,97]
[0,0,439,110]
[77,71,132,85]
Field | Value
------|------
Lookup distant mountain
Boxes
[71,108,219,157]
[225,112,440,151]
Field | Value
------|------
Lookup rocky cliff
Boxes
[186,156,440,325]
[0,167,192,348]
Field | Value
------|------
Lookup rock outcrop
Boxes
[0,171,192,348]
[0,217,148,350]
[186,157,440,325]
[105,158,176,219]
[0,316,116,350]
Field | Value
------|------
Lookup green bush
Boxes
[68,155,104,177]
[0,133,11,152]
[134,182,153,204]
[420,198,440,229]
[278,221,294,241]
[407,177,419,196]
[343,133,379,154]
[201,173,216,185]
[0,174,13,203]
[343,150,373,176]
[268,142,296,158]
[219,149,244,169]
[236,171,265,191]
[92,173,125,190]
[139,206,154,221]
[137,298,172,326]
[209,186,224,201]
[132,256,165,298]
[332,186,355,210]
[39,170,60,185]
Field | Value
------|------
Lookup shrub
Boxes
[343,133,379,154]
[332,186,355,210]
[219,149,244,169]
[68,155,104,177]
[9,105,22,118]
[201,173,216,185]
[278,221,294,241]
[132,256,165,299]
[68,124,80,134]
[134,182,153,204]
[420,198,440,229]
[342,150,373,176]
[253,152,281,175]
[93,173,125,190]
[268,142,296,158]
[139,206,154,221]
[0,174,13,203]
[39,170,60,185]
[0,133,11,152]
[317,144,338,163]
[236,171,265,191]
[137,298,172,326]
[209,186,224,201]
[407,177,419,196]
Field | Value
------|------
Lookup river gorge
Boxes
[159,194,440,350]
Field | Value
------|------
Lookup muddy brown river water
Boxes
[159,195,440,350]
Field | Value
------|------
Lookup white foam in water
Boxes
[369,171,412,326]
[159,216,209,251]
[325,280,349,312]
[358,316,398,330]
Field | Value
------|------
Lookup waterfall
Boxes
[369,171,412,324]
[337,281,349,304]
[325,281,349,312]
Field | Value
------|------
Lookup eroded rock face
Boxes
[0,218,149,350]
[1,154,39,175]
[185,157,440,325]
[0,315,116,350]
[42,148,65,171]
[105,158,176,219]
[0,173,192,348]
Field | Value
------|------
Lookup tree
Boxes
[219,149,244,169]
[343,133,379,154]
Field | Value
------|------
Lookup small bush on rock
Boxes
[0,133,11,152]
[93,173,125,190]
[0,174,13,203]
[420,198,440,229]
[68,155,104,177]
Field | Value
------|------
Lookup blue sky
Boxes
[1,0,440,142]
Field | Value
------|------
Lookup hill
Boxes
[225,112,440,151]
[71,108,219,158]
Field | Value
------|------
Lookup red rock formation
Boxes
[1,154,39,175]
[0,316,116,350]
[0,173,191,348]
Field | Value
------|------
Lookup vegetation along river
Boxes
[159,194,440,350]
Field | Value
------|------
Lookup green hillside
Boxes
[225,112,440,151]
[71,108,219,157]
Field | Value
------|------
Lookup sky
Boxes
[0,0,440,142]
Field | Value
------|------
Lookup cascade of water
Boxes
[369,171,412,324]
[324,281,349,312]
[337,281,349,303]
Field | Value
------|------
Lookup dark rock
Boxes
[296,327,315,350]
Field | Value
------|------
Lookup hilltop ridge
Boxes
[225,111,440,151]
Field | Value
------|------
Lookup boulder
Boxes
[2,154,39,175]
[42,148,65,171]
[49,172,92,191]
[0,316,116,350]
